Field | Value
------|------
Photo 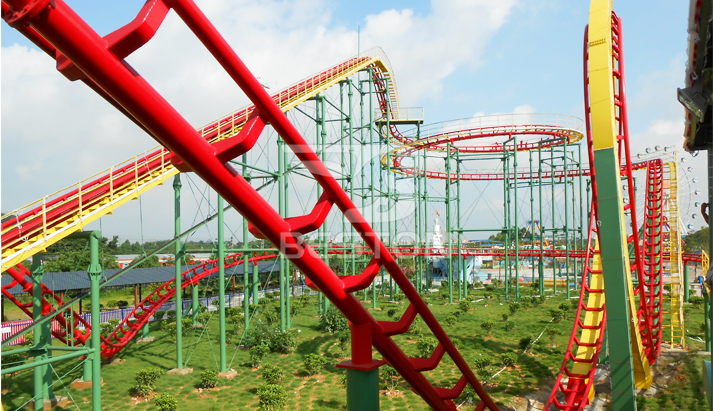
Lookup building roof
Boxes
[1,259,282,295]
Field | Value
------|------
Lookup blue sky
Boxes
[1,0,703,243]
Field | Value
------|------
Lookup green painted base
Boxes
[705,360,712,407]
[346,368,379,411]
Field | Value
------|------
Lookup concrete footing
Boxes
[29,396,69,411]
[166,367,193,375]
[136,336,155,344]
[218,370,238,379]
[70,377,104,389]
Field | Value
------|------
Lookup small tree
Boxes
[501,313,509,322]
[504,321,515,332]
[250,344,269,368]
[257,384,288,411]
[473,356,491,370]
[387,308,397,318]
[199,369,219,389]
[337,332,350,358]
[458,300,471,314]
[480,321,494,337]
[261,364,284,385]
[500,352,517,367]
[508,303,520,315]
[549,309,566,323]
[416,337,438,358]
[445,315,457,326]
[304,354,328,376]
[380,365,399,392]
[154,393,178,411]
[133,367,163,398]
[546,326,559,344]
[319,307,348,333]
[519,337,534,352]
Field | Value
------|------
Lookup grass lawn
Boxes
[1,283,709,410]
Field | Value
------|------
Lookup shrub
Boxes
[461,385,477,404]
[504,321,515,332]
[154,393,178,411]
[337,332,350,358]
[483,292,494,300]
[107,300,118,308]
[196,312,211,325]
[539,294,547,305]
[501,313,509,322]
[473,281,484,289]
[319,307,348,333]
[477,368,491,381]
[257,384,288,411]
[108,318,120,327]
[380,365,399,392]
[546,326,559,343]
[304,354,328,376]
[269,330,297,354]
[484,285,495,292]
[116,300,129,308]
[480,321,494,337]
[250,344,269,368]
[549,309,566,323]
[690,296,704,308]
[519,337,534,352]
[261,364,284,385]
[387,309,398,318]
[200,369,219,389]
[445,315,457,326]
[458,300,471,314]
[339,373,347,387]
[416,337,438,358]
[165,310,177,322]
[558,302,571,311]
[509,303,520,315]
[473,356,491,370]
[153,311,166,321]
[410,324,424,339]
[133,367,162,397]
[500,352,517,367]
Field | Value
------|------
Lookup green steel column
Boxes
[456,148,464,299]
[368,71,377,310]
[594,146,637,410]
[705,288,712,351]
[684,264,690,303]
[252,258,259,305]
[530,151,535,289]
[173,175,184,369]
[513,137,519,302]
[348,79,356,286]
[191,281,199,325]
[284,139,291,329]
[578,145,584,291]
[243,154,251,331]
[538,144,544,295]
[343,324,380,411]
[218,196,227,372]
[340,81,348,279]
[564,142,570,299]
[503,147,510,300]
[31,255,50,410]
[87,232,102,411]
[278,138,286,331]
[444,144,453,300]
[551,148,556,294]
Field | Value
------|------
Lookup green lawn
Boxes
[1,284,709,410]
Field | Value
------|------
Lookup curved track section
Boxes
[0,38,398,272]
[3,1,499,409]
[545,7,663,409]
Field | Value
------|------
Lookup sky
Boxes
[1,0,705,246]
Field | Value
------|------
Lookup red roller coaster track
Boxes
[1,0,500,409]
[544,13,663,410]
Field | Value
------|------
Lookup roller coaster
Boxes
[0,1,698,410]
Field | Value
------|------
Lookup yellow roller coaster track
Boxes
[664,160,685,348]
[1,48,400,272]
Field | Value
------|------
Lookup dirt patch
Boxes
[380,389,404,398]
[130,393,156,406]
[192,386,230,394]
[293,372,326,383]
